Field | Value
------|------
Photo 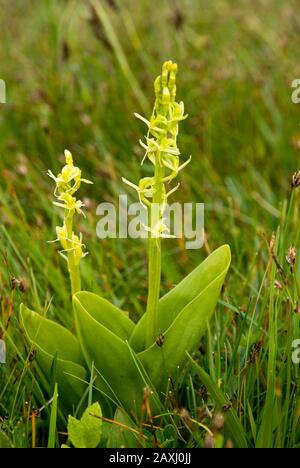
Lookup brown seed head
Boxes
[291,170,300,188]
[212,413,225,430]
[286,246,296,267]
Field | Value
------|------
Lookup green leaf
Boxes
[68,402,102,448]
[47,383,58,448]
[73,294,150,413]
[130,245,231,352]
[20,304,85,365]
[73,292,134,340]
[247,401,257,441]
[138,245,231,390]
[20,305,88,411]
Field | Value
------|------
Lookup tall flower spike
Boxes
[48,150,92,295]
[124,61,191,347]
[124,60,191,236]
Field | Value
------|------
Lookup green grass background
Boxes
[0,0,299,448]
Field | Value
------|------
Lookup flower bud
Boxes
[56,225,68,250]
[162,86,170,105]
[64,149,73,165]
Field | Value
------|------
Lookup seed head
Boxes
[286,246,297,267]
[212,413,225,430]
[291,170,300,188]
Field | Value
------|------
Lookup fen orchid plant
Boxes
[20,61,231,421]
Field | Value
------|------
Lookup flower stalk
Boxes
[123,60,190,347]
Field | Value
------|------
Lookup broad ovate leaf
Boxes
[20,304,87,411]
[73,292,134,340]
[138,245,231,391]
[73,294,153,414]
[130,245,231,352]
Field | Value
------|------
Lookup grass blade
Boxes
[187,353,248,448]
[47,383,58,449]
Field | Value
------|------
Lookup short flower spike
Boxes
[48,149,92,294]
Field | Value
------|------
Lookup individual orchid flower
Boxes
[53,193,85,216]
[122,176,156,207]
[143,218,175,245]
[48,150,92,197]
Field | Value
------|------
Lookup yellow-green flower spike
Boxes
[123,60,191,347]
[48,149,92,295]
[123,60,190,229]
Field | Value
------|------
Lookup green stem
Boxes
[65,211,81,295]
[146,237,161,347]
[145,154,164,347]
